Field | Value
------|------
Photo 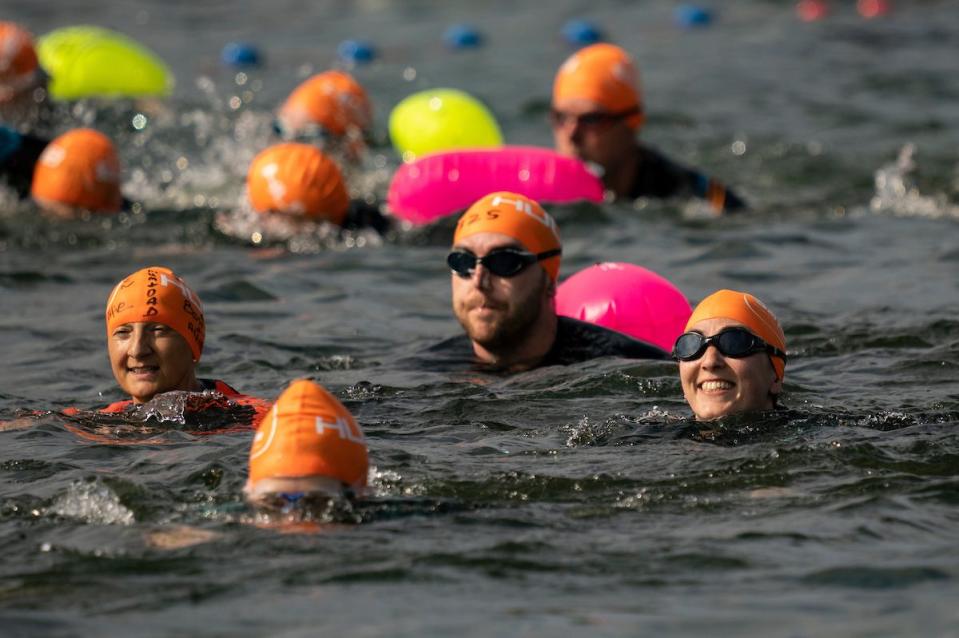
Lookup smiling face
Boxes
[679,318,782,421]
[108,322,199,403]
[451,232,553,353]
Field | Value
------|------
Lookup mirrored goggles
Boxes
[672,327,787,362]
[447,248,561,278]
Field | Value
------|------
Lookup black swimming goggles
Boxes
[672,327,788,363]
[447,248,561,278]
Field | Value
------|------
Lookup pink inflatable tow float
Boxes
[556,262,692,352]
[386,145,604,225]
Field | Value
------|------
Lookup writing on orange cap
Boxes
[552,43,645,130]
[248,379,368,490]
[453,191,562,281]
[246,143,350,225]
[105,266,205,361]
[277,70,372,137]
[685,289,787,380]
[0,22,39,98]
[30,128,122,214]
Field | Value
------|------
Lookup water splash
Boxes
[870,144,959,219]
[50,479,135,525]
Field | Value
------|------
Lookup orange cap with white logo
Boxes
[0,22,39,98]
[552,43,645,130]
[246,143,350,225]
[277,70,372,138]
[248,379,368,490]
[452,191,562,281]
[685,289,787,380]
[105,266,205,361]
[31,128,122,214]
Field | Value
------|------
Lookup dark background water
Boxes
[2,1,958,636]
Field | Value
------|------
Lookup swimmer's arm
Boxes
[691,171,748,214]
[0,416,38,432]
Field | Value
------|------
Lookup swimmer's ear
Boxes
[545,276,557,298]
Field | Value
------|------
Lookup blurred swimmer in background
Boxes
[673,289,787,420]
[550,43,746,214]
[274,70,372,164]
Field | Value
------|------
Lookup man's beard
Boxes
[458,281,547,353]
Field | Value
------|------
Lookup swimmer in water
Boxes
[245,142,391,234]
[437,191,668,371]
[274,70,372,163]
[674,289,787,420]
[550,43,746,213]
[96,266,268,419]
[245,378,368,511]
[0,22,49,130]
[29,128,126,217]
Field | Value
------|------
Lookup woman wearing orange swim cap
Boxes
[99,266,269,419]
[673,290,787,420]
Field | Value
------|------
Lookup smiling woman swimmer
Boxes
[673,289,787,421]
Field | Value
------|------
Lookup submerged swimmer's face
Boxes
[679,318,782,421]
[551,97,635,173]
[108,322,198,403]
[244,476,346,511]
[451,232,553,353]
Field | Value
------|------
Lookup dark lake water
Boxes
[2,1,958,636]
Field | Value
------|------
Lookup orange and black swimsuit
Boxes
[61,379,271,438]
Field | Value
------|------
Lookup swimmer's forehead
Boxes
[246,475,344,498]
[452,231,526,253]
[687,317,750,335]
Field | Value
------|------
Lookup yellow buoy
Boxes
[37,26,173,100]
[389,88,502,161]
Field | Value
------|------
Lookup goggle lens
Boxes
[447,248,560,278]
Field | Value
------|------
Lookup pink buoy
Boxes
[386,145,604,225]
[556,262,692,352]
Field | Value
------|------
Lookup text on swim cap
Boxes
[459,195,559,237]
[316,415,366,444]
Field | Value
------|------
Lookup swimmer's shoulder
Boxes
[545,316,670,365]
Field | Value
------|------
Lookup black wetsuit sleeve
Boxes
[542,317,670,366]
[343,199,394,235]
[0,128,48,199]
[631,145,747,214]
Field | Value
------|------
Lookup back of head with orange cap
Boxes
[552,43,645,130]
[452,191,562,282]
[277,70,372,139]
[685,289,787,380]
[31,128,122,214]
[0,22,40,102]
[246,379,368,499]
[105,266,205,361]
[246,142,350,225]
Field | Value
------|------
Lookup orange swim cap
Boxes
[105,266,205,361]
[452,191,562,281]
[246,143,350,225]
[685,289,787,380]
[30,128,122,214]
[277,70,371,138]
[552,43,645,130]
[248,379,368,490]
[0,22,39,98]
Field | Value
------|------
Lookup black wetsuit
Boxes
[342,199,394,235]
[426,316,669,371]
[630,144,746,213]
[0,125,48,199]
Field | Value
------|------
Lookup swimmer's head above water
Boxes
[246,143,350,226]
[244,379,369,509]
[551,43,644,177]
[31,128,122,217]
[274,70,372,161]
[449,191,562,369]
[105,266,205,404]
[674,290,787,421]
[0,22,44,105]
